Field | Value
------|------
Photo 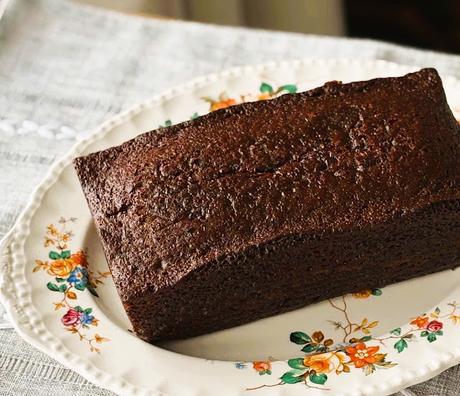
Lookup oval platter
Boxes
[1,59,460,396]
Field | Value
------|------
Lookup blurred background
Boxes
[78,0,460,53]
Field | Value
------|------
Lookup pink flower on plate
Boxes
[62,308,81,326]
[426,320,443,332]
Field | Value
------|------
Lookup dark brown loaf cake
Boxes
[74,68,460,343]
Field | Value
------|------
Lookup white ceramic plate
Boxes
[2,59,460,396]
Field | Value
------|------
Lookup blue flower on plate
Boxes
[67,267,89,289]
[80,312,95,325]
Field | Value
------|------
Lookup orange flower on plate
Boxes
[211,98,237,111]
[410,315,429,329]
[345,343,379,368]
[70,250,87,267]
[303,352,348,374]
[352,290,372,299]
[253,361,271,375]
[47,259,77,277]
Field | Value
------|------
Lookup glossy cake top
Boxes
[74,68,460,300]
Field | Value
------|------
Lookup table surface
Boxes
[2,1,460,395]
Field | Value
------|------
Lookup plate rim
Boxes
[2,58,460,396]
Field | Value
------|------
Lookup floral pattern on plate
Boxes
[244,291,460,391]
[202,82,297,111]
[32,217,111,352]
[160,81,298,128]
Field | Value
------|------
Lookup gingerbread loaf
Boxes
[74,68,460,342]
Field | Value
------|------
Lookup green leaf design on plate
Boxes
[279,84,297,93]
[427,332,437,342]
[55,277,65,283]
[290,331,311,344]
[46,282,60,292]
[287,358,305,369]
[84,308,93,314]
[190,112,199,120]
[359,335,372,342]
[75,283,86,291]
[74,305,83,312]
[258,369,271,376]
[59,284,67,292]
[390,327,401,336]
[259,82,273,94]
[280,370,305,384]
[60,250,71,259]
[371,288,382,296]
[309,372,327,385]
[301,344,318,353]
[164,120,172,127]
[421,331,429,337]
[394,338,408,353]
[49,251,60,260]
[436,330,443,336]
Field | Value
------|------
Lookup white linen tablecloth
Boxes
[1,1,460,394]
